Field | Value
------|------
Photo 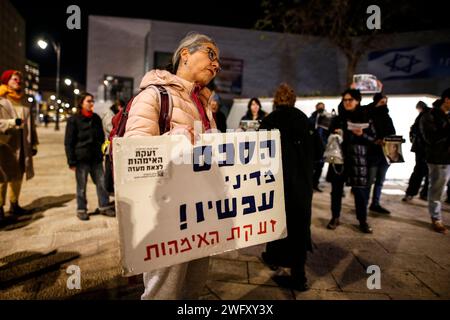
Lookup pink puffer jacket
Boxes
[124,70,216,137]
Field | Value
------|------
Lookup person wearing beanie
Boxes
[326,88,376,233]
[366,92,396,214]
[0,70,39,222]
[419,88,450,234]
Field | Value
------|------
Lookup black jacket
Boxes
[64,113,105,166]
[259,106,314,267]
[214,111,227,133]
[328,103,376,187]
[308,110,330,161]
[419,105,450,164]
[410,110,428,155]
[366,103,396,166]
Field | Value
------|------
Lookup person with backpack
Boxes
[101,99,124,194]
[64,92,115,221]
[122,32,220,299]
[366,93,396,214]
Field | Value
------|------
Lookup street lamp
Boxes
[37,38,61,130]
[65,78,79,110]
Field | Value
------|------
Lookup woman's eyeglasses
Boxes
[192,46,221,73]
[343,98,355,103]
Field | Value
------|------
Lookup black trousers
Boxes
[331,173,368,223]
[406,152,428,198]
[265,240,307,283]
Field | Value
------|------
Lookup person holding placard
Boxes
[124,32,219,299]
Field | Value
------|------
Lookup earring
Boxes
[184,60,187,66]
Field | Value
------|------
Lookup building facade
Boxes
[87,15,450,111]
[0,0,26,74]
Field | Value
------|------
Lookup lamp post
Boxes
[37,38,61,131]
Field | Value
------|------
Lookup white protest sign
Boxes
[113,130,287,276]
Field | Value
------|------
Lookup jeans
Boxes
[331,174,369,223]
[427,164,450,221]
[75,162,110,212]
[368,162,390,206]
[406,152,429,198]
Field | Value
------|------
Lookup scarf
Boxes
[190,85,211,131]
[0,84,22,104]
[81,109,94,118]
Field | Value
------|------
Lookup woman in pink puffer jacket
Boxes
[124,32,220,300]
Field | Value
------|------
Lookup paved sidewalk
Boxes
[0,124,449,300]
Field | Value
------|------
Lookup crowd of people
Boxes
[0,32,449,299]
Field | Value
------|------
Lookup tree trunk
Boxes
[346,55,359,88]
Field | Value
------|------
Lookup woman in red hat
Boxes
[0,70,38,222]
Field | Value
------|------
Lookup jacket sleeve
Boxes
[64,117,77,166]
[30,112,39,147]
[420,111,448,145]
[101,110,114,137]
[124,88,161,137]
[0,118,16,133]
[0,101,17,133]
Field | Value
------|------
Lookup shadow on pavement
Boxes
[0,250,80,294]
[66,275,144,300]
[25,194,76,214]
[0,194,75,231]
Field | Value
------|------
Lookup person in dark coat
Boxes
[403,101,431,202]
[327,89,376,233]
[366,93,396,214]
[308,102,330,192]
[210,93,227,133]
[259,83,313,291]
[419,88,450,234]
[64,92,115,221]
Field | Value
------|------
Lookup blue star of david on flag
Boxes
[385,53,421,73]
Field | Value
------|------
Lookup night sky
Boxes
[9,0,450,87]
[10,0,263,87]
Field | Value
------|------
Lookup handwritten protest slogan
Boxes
[113,131,287,276]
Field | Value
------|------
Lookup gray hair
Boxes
[172,32,219,72]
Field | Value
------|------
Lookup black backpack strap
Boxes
[153,85,172,134]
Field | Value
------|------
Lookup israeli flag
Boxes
[368,45,432,80]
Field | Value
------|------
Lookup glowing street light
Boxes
[37,39,48,50]
[50,95,56,100]
[64,78,72,86]
[27,97,34,103]
[57,99,61,104]
[74,88,80,95]
[37,37,61,130]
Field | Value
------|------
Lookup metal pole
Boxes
[54,42,60,131]
[74,81,78,111]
